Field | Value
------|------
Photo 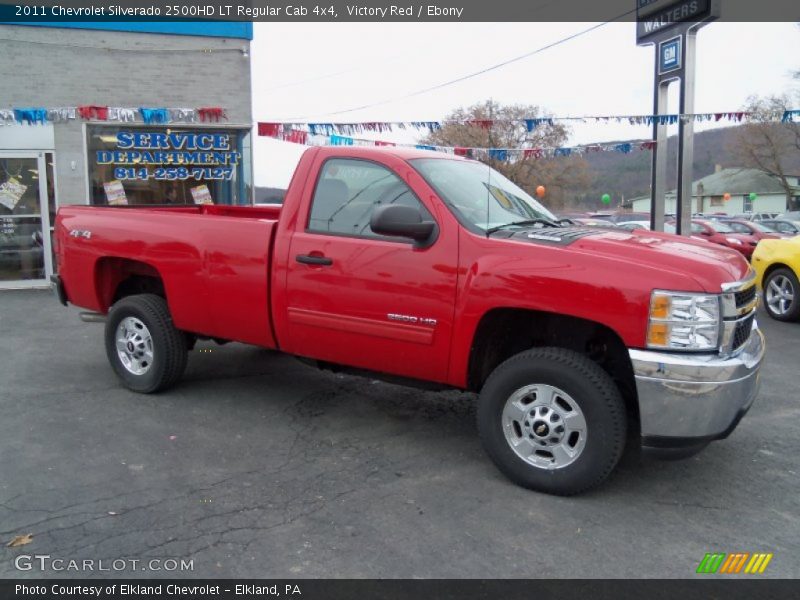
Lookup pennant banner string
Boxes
[0,105,228,125]
[259,125,676,161]
[259,109,797,136]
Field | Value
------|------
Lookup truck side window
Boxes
[308,159,432,239]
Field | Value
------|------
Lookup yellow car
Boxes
[752,236,800,321]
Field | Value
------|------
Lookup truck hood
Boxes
[501,226,750,291]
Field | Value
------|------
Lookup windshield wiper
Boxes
[486,218,561,235]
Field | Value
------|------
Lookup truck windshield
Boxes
[410,158,557,232]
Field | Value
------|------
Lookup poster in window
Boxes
[0,177,27,211]
[104,180,128,206]
[191,184,213,205]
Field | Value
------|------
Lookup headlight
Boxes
[726,237,742,245]
[647,291,721,351]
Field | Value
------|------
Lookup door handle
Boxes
[296,254,333,266]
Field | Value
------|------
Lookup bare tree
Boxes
[421,100,593,210]
[730,95,800,209]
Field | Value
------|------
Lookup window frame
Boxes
[690,222,705,234]
[304,157,437,244]
[727,222,748,234]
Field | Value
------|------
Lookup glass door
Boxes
[0,151,52,288]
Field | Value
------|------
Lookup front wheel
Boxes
[763,267,800,321]
[104,294,188,393]
[477,347,627,495]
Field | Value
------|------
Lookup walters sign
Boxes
[636,0,714,42]
[97,131,241,182]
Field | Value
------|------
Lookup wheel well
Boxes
[95,257,165,311]
[467,308,639,435]
[762,262,794,285]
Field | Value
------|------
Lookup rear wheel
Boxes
[104,294,188,393]
[477,347,626,495]
[764,267,800,321]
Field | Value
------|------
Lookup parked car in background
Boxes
[735,212,781,222]
[583,212,650,225]
[760,219,800,237]
[572,217,619,228]
[609,212,650,224]
[617,221,650,231]
[661,222,712,243]
[752,236,800,321]
[585,212,614,222]
[724,219,784,241]
[682,219,755,258]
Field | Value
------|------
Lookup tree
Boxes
[730,94,800,210]
[421,100,593,210]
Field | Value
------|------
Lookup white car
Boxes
[617,221,651,231]
[735,212,781,222]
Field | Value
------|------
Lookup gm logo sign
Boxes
[659,36,682,74]
[696,552,773,574]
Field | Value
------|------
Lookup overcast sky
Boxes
[251,22,799,187]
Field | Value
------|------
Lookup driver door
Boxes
[282,157,458,383]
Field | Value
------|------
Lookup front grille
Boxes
[732,313,755,351]
[734,285,756,310]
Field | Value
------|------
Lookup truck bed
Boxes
[56,204,280,348]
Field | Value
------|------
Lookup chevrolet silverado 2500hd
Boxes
[53,147,765,495]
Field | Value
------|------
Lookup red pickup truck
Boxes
[53,147,765,495]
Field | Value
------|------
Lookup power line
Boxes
[280,10,637,121]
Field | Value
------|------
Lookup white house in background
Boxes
[630,167,800,215]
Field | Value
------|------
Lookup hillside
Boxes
[580,125,800,207]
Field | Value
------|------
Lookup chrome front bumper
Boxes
[629,322,765,447]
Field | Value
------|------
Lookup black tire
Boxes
[763,267,800,322]
[104,294,188,393]
[477,347,626,495]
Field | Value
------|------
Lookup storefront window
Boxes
[0,155,46,282]
[86,126,251,207]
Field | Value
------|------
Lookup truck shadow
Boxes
[174,344,748,500]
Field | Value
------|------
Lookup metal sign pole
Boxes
[650,77,669,233]
[675,28,697,236]
[637,0,718,236]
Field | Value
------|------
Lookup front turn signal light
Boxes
[647,323,669,347]
[650,294,671,320]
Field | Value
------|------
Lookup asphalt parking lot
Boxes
[1,289,798,579]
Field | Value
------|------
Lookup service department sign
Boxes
[96,131,241,182]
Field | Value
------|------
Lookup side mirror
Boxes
[370,205,438,247]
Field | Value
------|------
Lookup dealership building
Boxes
[0,22,254,288]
